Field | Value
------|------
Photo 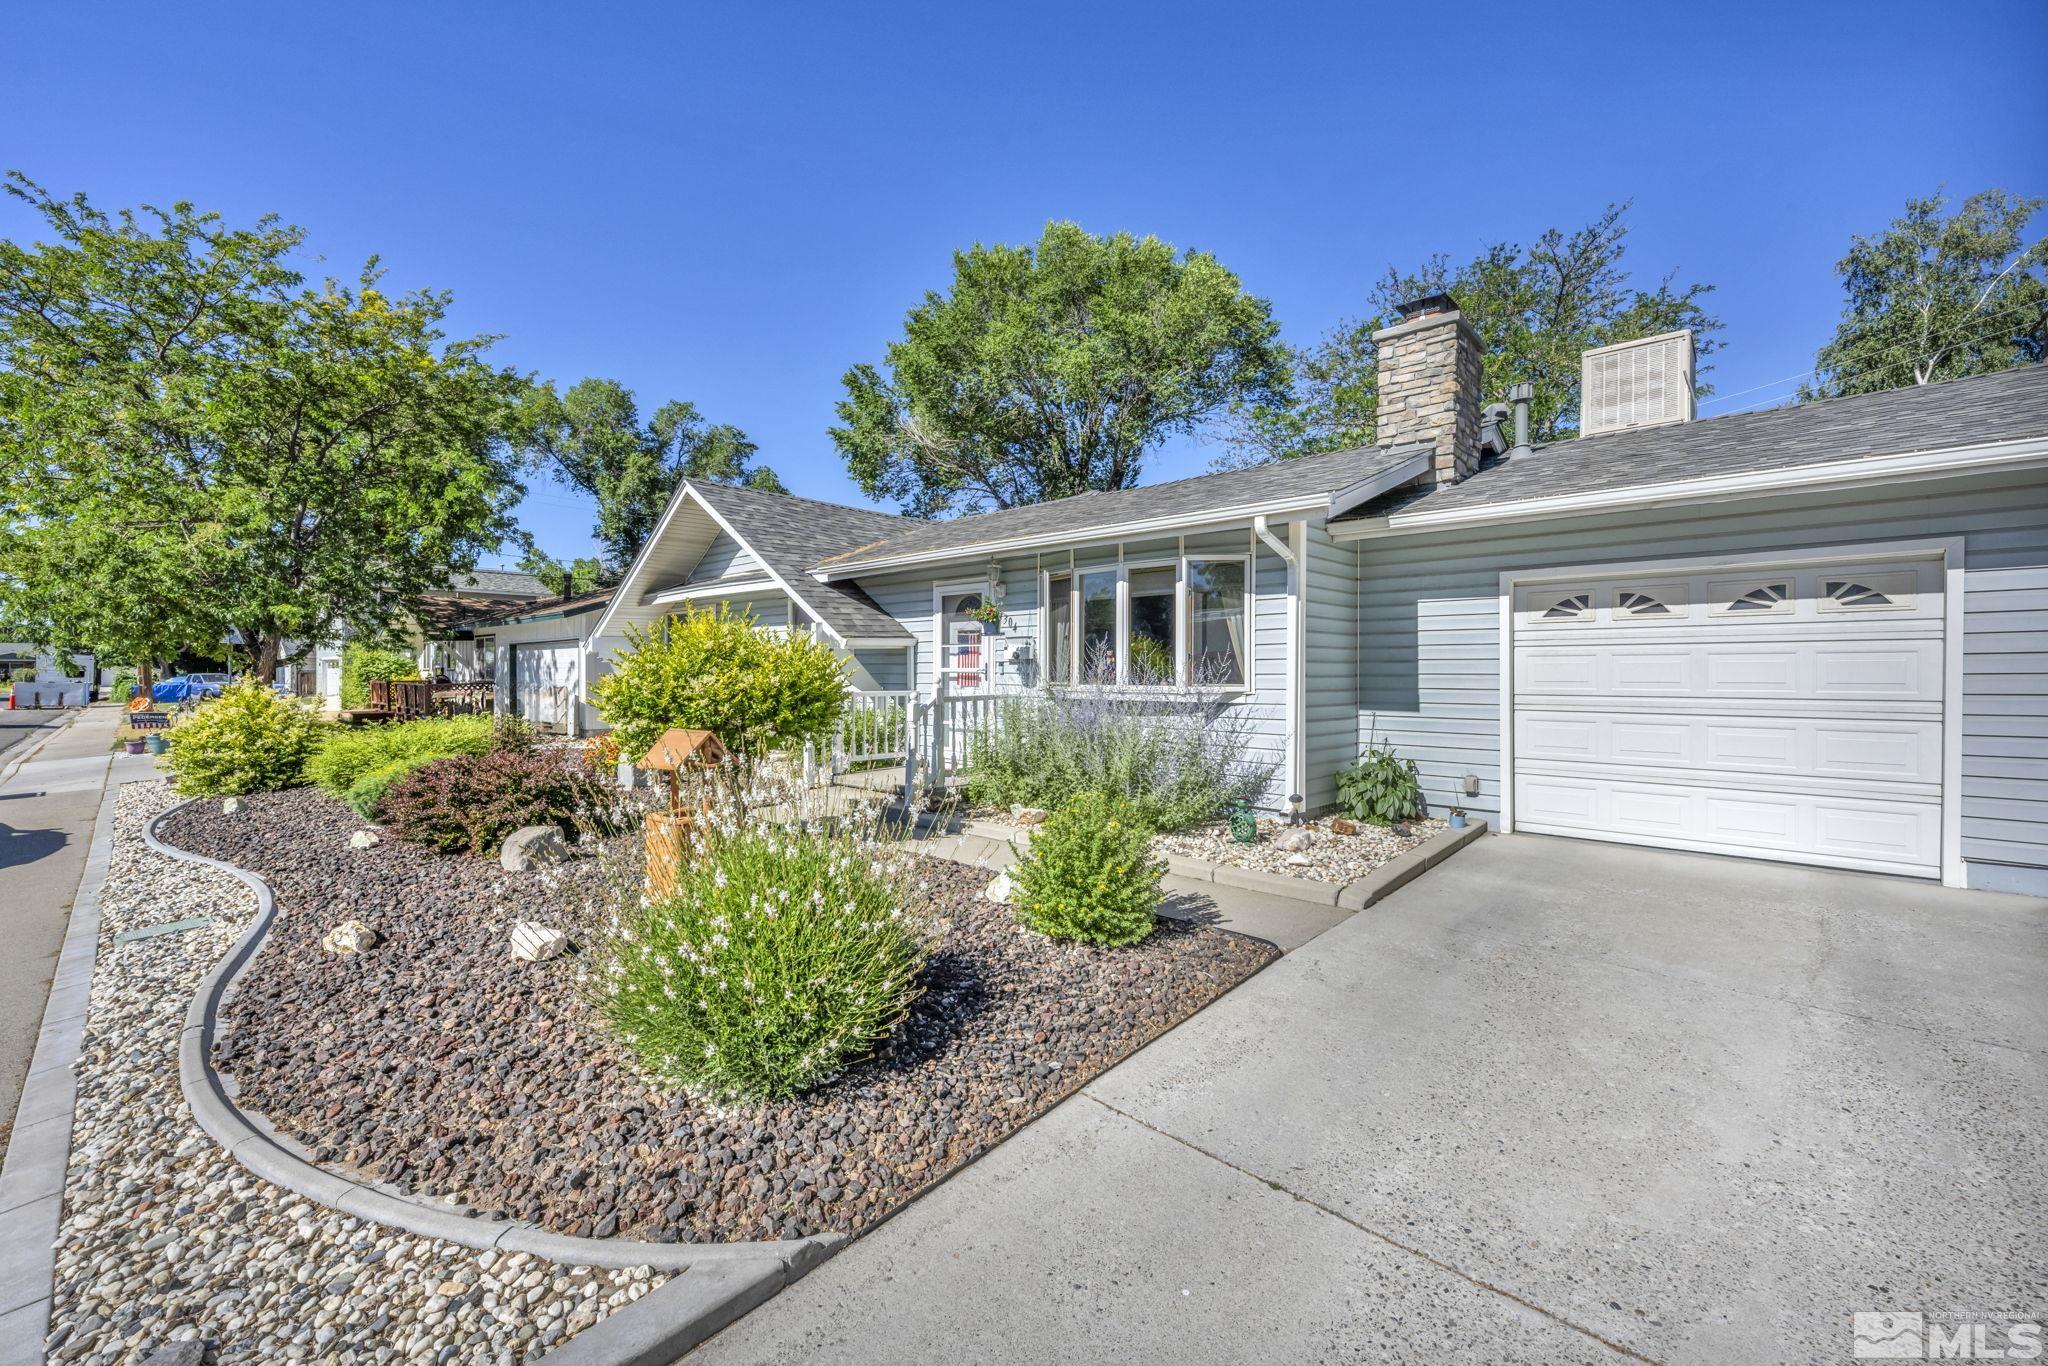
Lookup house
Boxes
[559,298,2047,895]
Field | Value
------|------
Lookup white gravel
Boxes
[47,779,667,1364]
[1152,814,1442,884]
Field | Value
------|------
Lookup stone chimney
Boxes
[1373,293,1484,484]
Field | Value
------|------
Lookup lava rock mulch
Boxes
[158,787,1277,1247]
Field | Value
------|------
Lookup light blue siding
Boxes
[1303,522,1359,810]
[1355,467,2048,891]
[685,530,761,585]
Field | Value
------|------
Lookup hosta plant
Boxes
[1334,734,1423,825]
[1011,790,1164,946]
[597,822,936,1101]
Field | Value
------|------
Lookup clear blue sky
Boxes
[8,1,2044,564]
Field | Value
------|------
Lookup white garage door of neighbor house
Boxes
[512,641,579,732]
[1510,556,1946,878]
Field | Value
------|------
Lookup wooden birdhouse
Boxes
[636,728,728,899]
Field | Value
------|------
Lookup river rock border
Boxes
[143,797,842,1359]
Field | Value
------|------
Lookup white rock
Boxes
[1274,828,1313,852]
[982,871,1015,905]
[348,830,380,849]
[508,921,567,963]
[1284,852,1313,868]
[222,797,242,815]
[321,919,378,954]
[499,825,571,873]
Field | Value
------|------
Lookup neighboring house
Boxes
[543,298,2048,895]
[280,569,554,709]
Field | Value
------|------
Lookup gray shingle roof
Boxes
[455,569,550,597]
[1346,363,2048,522]
[813,443,1423,573]
[685,481,916,641]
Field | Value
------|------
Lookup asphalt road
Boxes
[0,709,69,774]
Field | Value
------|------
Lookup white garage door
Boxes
[1510,556,1946,878]
[512,641,579,732]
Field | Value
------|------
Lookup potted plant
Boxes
[964,600,1002,630]
[123,736,146,755]
[1447,805,1467,829]
[145,733,169,755]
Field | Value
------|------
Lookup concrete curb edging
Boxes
[141,797,843,1354]
[0,751,117,1363]
[930,816,1489,911]
[1336,818,1489,910]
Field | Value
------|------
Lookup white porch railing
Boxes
[833,690,917,772]
[832,686,1007,805]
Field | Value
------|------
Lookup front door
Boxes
[939,592,988,693]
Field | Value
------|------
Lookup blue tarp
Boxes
[150,677,220,703]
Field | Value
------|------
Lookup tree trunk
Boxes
[137,659,155,700]
[250,634,281,687]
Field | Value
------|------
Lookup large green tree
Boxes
[521,377,781,578]
[1803,189,2046,400]
[1219,204,1721,467]
[833,220,1289,517]
[0,174,528,683]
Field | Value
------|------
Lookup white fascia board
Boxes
[810,493,1335,582]
[1327,435,2048,540]
[645,577,780,605]
[587,477,703,641]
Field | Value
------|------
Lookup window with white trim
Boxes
[1816,568,1919,613]
[1722,581,1791,614]
[1539,592,1593,622]
[1041,556,1249,688]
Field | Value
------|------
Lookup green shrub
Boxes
[162,681,326,796]
[597,824,934,1100]
[592,604,848,763]
[967,684,1272,832]
[338,642,421,710]
[1011,791,1164,946]
[343,761,414,821]
[1334,735,1423,825]
[382,747,617,855]
[105,668,137,703]
[306,714,495,799]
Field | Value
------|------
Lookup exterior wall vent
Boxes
[1580,330,1695,436]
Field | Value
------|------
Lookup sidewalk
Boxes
[0,706,156,1160]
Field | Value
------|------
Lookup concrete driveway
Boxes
[692,834,2047,1365]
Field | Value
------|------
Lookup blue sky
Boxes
[8,1,2044,565]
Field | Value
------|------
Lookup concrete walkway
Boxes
[0,706,154,1160]
[691,834,2047,1365]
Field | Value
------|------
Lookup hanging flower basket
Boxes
[964,601,1002,627]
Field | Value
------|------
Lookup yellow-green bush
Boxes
[1011,791,1164,946]
[163,682,326,796]
[592,604,848,763]
[306,714,495,801]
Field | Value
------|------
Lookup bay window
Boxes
[1041,555,1249,690]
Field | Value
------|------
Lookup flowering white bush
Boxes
[595,809,936,1101]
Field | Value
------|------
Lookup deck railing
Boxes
[367,678,495,720]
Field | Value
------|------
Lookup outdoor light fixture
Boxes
[1288,793,1304,826]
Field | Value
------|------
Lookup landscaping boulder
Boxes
[1011,806,1050,828]
[348,829,380,849]
[509,920,567,963]
[1329,818,1359,836]
[1275,828,1314,852]
[1284,852,1313,868]
[500,824,572,872]
[982,871,1016,905]
[321,919,378,954]
[221,797,242,815]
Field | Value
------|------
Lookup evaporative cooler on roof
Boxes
[1580,330,1696,436]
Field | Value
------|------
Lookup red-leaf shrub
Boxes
[382,748,615,856]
